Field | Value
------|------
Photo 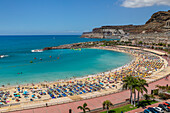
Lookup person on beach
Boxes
[165,74,169,80]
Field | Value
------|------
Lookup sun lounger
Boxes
[82,90,86,93]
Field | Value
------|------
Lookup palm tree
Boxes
[136,78,148,105]
[123,75,135,105]
[132,78,138,107]
[156,85,167,92]
[77,103,90,113]
[103,100,113,113]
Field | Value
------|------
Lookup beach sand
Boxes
[0,46,169,112]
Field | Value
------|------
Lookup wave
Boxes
[0,55,8,58]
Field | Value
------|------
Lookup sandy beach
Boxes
[0,46,169,112]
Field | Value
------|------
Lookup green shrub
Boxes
[153,89,159,95]
[159,93,167,100]
[143,94,150,100]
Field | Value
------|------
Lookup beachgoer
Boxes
[165,75,168,80]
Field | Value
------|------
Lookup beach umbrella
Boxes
[6,101,10,103]
[23,91,28,95]
[100,83,104,85]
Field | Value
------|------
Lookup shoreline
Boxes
[0,46,169,112]
[0,46,167,90]
[0,46,167,87]
[0,48,134,89]
[0,46,166,89]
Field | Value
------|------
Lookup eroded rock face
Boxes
[146,11,170,25]
[144,11,170,30]
[92,25,143,34]
[81,10,170,38]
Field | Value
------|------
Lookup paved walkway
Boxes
[9,74,170,113]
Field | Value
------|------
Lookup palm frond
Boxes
[83,103,87,108]
[85,107,90,111]
[77,106,83,110]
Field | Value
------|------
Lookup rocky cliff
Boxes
[144,10,170,30]
[81,10,170,38]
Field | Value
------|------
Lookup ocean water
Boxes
[0,35,132,86]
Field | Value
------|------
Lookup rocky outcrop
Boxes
[146,11,170,25]
[144,10,170,30]
[81,32,104,39]
[81,10,170,38]
[93,25,144,34]
[42,41,113,50]
[43,42,89,50]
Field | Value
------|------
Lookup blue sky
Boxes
[0,0,169,35]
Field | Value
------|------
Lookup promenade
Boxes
[9,68,170,113]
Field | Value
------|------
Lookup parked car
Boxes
[144,109,152,113]
[165,102,170,105]
[153,107,164,113]
[158,104,170,112]
[164,102,170,106]
[164,102,170,108]
[148,107,159,113]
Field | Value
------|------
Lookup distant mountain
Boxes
[146,10,170,25]
[81,10,170,38]
[144,10,170,31]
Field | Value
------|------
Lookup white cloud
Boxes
[121,0,170,8]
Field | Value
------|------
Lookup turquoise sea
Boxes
[0,35,132,86]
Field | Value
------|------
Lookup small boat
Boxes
[31,49,43,52]
[0,55,5,58]
[0,55,8,58]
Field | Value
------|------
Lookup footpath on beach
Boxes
[0,46,169,113]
